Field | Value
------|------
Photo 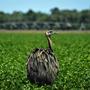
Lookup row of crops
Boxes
[0,32,90,90]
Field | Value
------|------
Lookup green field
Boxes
[0,31,90,90]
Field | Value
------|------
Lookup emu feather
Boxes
[27,31,59,85]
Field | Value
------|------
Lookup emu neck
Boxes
[47,36,53,51]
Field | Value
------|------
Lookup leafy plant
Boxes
[0,32,90,90]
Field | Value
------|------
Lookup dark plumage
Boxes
[27,31,59,85]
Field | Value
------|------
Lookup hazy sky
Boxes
[0,0,90,13]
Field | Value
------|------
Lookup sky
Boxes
[0,0,90,13]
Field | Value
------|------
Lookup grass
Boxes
[0,31,90,90]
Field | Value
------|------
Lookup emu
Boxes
[27,31,59,85]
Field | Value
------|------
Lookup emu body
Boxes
[27,31,59,85]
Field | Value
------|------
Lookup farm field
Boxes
[0,31,90,90]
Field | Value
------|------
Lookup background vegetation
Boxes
[0,7,90,30]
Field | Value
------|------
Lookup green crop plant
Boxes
[0,32,90,90]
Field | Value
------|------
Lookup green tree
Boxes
[80,10,90,23]
[50,7,61,21]
[10,11,24,22]
[36,12,48,22]
[25,10,36,21]
[0,12,6,22]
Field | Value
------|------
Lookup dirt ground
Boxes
[0,29,90,34]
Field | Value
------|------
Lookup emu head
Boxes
[45,30,54,37]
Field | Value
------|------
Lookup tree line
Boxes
[0,7,90,30]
